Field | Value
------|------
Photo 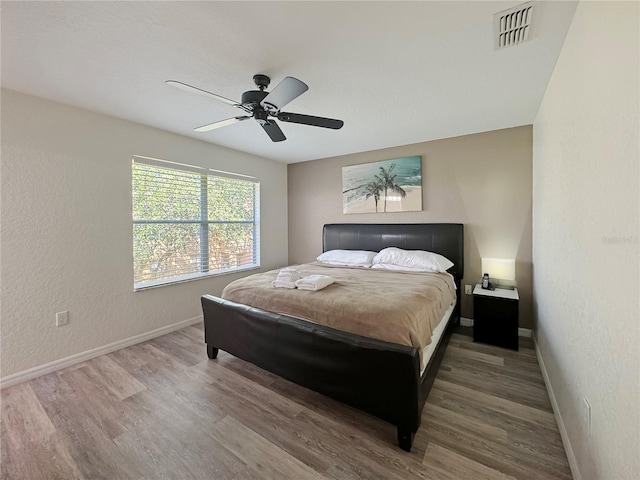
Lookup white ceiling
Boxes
[1,1,577,163]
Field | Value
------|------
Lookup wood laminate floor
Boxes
[1,324,572,479]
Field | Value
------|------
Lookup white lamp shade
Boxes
[482,257,516,282]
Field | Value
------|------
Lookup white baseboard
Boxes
[532,332,581,480]
[0,316,202,389]
[460,317,474,327]
[518,327,532,338]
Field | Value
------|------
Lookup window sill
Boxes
[134,264,260,291]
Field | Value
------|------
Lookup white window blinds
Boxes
[132,157,260,289]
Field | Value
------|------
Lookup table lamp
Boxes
[481,257,516,290]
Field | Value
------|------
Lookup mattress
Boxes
[420,301,454,374]
[222,263,457,366]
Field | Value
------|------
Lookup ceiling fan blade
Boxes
[194,116,251,132]
[167,80,240,107]
[277,112,344,130]
[260,77,308,112]
[260,120,286,142]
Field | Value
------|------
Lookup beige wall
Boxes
[0,89,288,380]
[532,2,639,479]
[288,126,533,326]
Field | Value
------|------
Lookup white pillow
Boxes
[316,249,377,267]
[371,263,435,272]
[372,247,454,273]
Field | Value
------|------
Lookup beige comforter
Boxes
[221,263,456,356]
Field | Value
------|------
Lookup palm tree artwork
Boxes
[342,155,421,214]
[376,164,407,212]
[364,178,383,212]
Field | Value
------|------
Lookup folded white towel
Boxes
[295,275,335,291]
[277,276,300,284]
[272,280,297,289]
[277,267,301,283]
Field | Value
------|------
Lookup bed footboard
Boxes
[201,294,422,449]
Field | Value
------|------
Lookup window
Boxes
[132,157,260,289]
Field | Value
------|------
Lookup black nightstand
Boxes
[473,284,519,351]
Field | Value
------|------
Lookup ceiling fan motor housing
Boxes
[241,90,269,110]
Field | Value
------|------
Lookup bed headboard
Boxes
[322,223,464,281]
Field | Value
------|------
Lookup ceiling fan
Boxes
[166,74,344,142]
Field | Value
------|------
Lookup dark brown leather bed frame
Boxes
[201,223,464,452]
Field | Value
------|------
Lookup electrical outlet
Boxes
[464,285,472,295]
[583,398,591,435]
[56,311,69,326]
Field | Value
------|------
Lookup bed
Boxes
[201,223,464,452]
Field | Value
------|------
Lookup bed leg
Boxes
[207,345,219,359]
[397,427,415,452]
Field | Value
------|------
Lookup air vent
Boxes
[494,2,533,49]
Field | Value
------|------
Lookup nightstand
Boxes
[473,284,519,351]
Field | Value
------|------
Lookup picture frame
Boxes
[342,156,422,214]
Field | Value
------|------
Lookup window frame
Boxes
[132,156,260,291]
